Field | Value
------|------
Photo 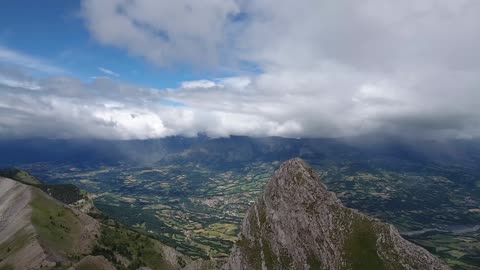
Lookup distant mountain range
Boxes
[1,136,480,171]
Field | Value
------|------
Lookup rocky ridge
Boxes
[0,177,100,269]
[0,176,210,270]
[223,158,449,270]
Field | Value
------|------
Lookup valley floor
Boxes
[21,159,480,269]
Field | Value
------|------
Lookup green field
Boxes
[21,158,480,268]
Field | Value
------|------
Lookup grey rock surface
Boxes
[224,158,450,270]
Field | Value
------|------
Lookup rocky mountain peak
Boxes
[224,158,449,270]
[263,157,338,205]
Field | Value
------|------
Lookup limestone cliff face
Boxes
[224,158,449,270]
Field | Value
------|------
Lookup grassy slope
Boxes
[344,217,386,270]
[0,168,85,204]
[0,168,40,185]
[0,179,85,269]
[92,225,187,270]
[0,229,34,258]
[30,189,82,254]
[0,172,205,270]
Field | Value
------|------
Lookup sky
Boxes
[1,0,480,140]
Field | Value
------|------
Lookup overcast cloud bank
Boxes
[1,0,480,140]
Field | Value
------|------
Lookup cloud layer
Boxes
[2,0,480,139]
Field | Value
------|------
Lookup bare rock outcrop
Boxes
[0,177,100,269]
[224,158,449,270]
[0,177,56,269]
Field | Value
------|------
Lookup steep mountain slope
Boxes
[0,176,212,270]
[0,168,98,214]
[223,158,450,270]
[0,177,100,269]
[0,168,41,185]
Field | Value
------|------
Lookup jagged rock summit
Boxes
[224,158,449,270]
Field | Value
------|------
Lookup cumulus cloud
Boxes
[2,0,480,139]
[81,0,240,67]
[1,65,480,140]
[0,70,306,139]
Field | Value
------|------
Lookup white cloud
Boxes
[181,80,217,89]
[2,1,480,140]
[0,76,41,90]
[98,67,120,77]
[81,0,239,67]
[0,46,66,74]
[218,77,251,89]
[2,67,480,140]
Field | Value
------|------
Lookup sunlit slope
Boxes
[0,176,214,270]
[0,177,100,269]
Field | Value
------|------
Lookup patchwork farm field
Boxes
[23,158,480,269]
